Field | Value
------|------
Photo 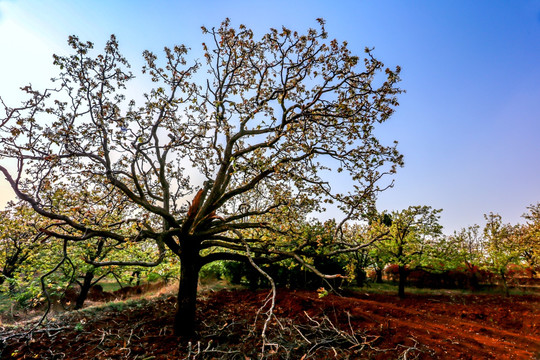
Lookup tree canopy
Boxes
[371,205,443,297]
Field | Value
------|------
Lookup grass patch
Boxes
[98,280,131,292]
[77,296,154,318]
[350,281,540,297]
[349,282,398,295]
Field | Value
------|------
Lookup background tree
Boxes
[341,223,374,286]
[515,203,540,276]
[33,185,163,309]
[366,212,393,283]
[445,225,485,289]
[375,206,443,298]
[0,19,403,336]
[0,201,50,291]
[483,213,520,296]
[63,236,180,309]
[222,218,352,290]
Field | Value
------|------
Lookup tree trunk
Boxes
[375,268,383,283]
[129,271,141,286]
[398,265,407,298]
[467,273,479,291]
[174,252,201,336]
[356,268,367,287]
[465,263,479,291]
[1,268,15,292]
[74,271,95,310]
[3,271,17,294]
[500,271,510,297]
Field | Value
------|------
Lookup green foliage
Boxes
[103,300,136,312]
[0,201,49,291]
[446,225,484,269]
[483,213,521,295]
[484,213,520,272]
[74,322,84,332]
[515,203,540,273]
[317,287,329,298]
[146,272,163,283]
[199,261,227,281]
[369,206,443,297]
[372,206,443,268]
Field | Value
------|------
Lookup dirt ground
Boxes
[1,287,539,359]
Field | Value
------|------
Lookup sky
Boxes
[0,0,539,233]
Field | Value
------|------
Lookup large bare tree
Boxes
[0,19,403,336]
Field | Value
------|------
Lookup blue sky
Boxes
[0,0,539,233]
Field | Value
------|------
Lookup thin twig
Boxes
[234,229,277,359]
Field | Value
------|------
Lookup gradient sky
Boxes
[0,0,539,233]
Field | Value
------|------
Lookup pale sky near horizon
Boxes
[0,0,539,233]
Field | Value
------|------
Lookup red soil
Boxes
[1,289,539,359]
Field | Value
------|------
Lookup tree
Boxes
[54,188,179,310]
[0,201,50,291]
[515,203,540,276]
[375,206,442,298]
[445,225,485,289]
[366,212,393,283]
[483,213,520,296]
[342,222,376,286]
[225,218,354,290]
[0,19,403,336]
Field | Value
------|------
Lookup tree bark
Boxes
[356,268,367,287]
[74,271,95,310]
[0,267,15,290]
[129,271,141,286]
[500,271,510,297]
[1,270,17,294]
[375,268,383,283]
[465,263,479,291]
[398,265,407,298]
[174,250,201,336]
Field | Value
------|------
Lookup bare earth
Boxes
[1,287,539,359]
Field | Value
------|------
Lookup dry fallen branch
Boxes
[252,311,431,359]
[238,232,278,359]
[183,340,243,360]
